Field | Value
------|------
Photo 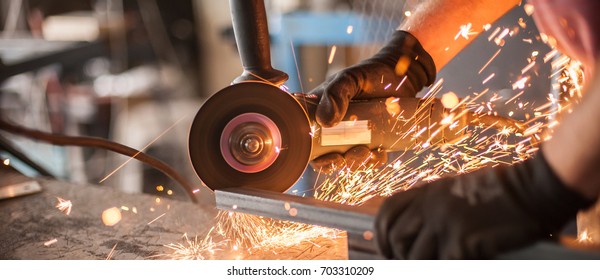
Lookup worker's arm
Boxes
[313,0,520,126]
[532,0,600,199]
[375,0,600,259]
[375,66,600,259]
[310,0,519,173]
[400,0,520,69]
[544,62,600,200]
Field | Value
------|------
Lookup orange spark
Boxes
[55,197,72,216]
[328,46,337,64]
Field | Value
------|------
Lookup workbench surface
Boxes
[5,165,599,260]
[0,167,346,260]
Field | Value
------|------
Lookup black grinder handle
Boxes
[229,0,288,85]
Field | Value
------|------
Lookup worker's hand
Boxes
[375,152,595,259]
[309,30,436,128]
[309,146,388,174]
[308,31,436,174]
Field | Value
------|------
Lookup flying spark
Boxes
[184,7,585,259]
[154,229,227,260]
[55,197,72,215]
[147,212,167,225]
[328,46,337,64]
[43,238,58,247]
[106,243,118,260]
[99,114,189,183]
[455,23,478,40]
[102,207,122,226]
[482,73,495,84]
[346,25,353,34]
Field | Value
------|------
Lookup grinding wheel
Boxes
[189,82,312,192]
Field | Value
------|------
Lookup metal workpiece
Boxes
[215,187,600,260]
[215,187,378,233]
[215,187,383,258]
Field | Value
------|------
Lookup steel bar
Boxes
[215,187,378,233]
[216,187,600,259]
[215,187,382,258]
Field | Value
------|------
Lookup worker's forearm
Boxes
[399,0,520,69]
[543,61,600,200]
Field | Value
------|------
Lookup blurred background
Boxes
[0,0,551,204]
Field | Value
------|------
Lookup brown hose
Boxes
[0,119,198,203]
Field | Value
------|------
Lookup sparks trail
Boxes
[152,229,227,260]
[99,114,189,184]
[455,22,478,40]
[183,6,585,258]
[55,197,73,216]
[479,49,502,74]
[106,243,118,260]
[147,212,167,225]
[215,211,339,255]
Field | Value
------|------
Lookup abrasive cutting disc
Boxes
[189,82,312,192]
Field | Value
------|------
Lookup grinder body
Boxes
[302,95,467,159]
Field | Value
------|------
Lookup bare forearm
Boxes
[543,61,600,200]
[400,0,520,69]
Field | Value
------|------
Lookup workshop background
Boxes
[2,0,595,260]
[0,0,551,201]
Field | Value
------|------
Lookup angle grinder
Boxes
[190,80,469,192]
[189,0,471,192]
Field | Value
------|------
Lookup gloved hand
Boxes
[375,152,595,259]
[309,30,436,174]
[309,146,388,174]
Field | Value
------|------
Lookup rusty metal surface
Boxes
[0,179,214,259]
[3,164,598,260]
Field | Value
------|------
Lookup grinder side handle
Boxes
[229,0,288,85]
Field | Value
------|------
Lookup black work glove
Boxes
[309,146,388,174]
[375,152,596,259]
[309,31,436,173]
[311,30,436,127]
